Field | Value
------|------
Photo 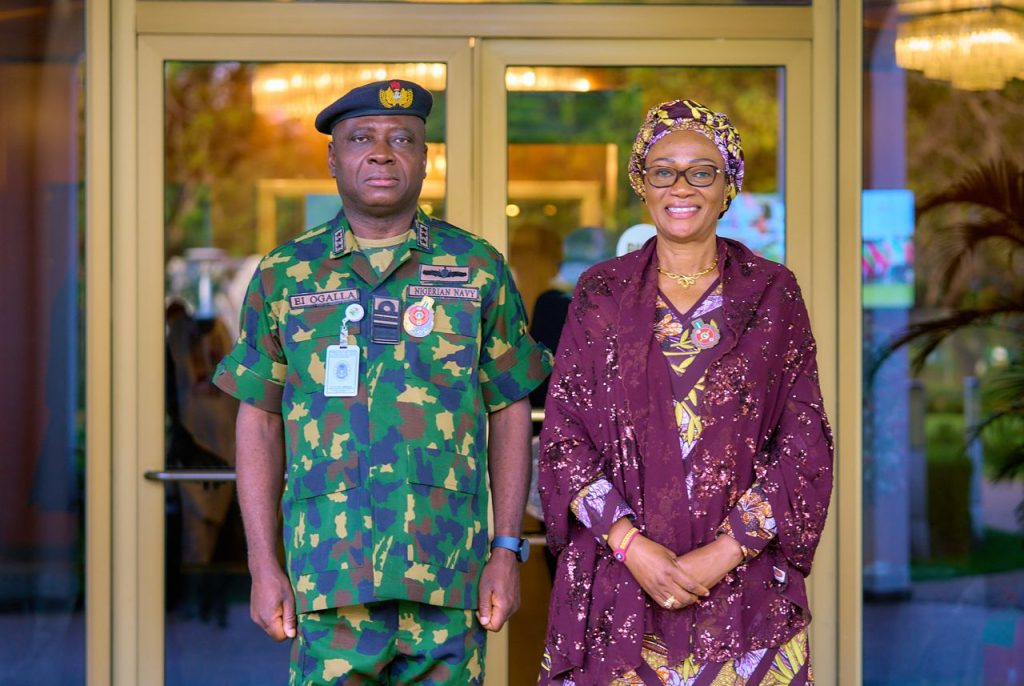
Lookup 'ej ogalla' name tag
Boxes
[289,289,360,310]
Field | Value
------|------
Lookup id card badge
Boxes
[324,344,360,397]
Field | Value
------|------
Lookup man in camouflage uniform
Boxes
[213,79,552,684]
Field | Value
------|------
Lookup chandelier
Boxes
[252,63,618,124]
[505,67,607,92]
[252,63,447,124]
[895,2,1024,91]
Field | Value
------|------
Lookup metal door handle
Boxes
[144,468,236,482]
[144,411,547,484]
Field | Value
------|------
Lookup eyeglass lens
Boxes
[645,164,719,188]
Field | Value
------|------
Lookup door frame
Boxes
[130,34,475,686]
[477,39,812,265]
[477,36,834,673]
[93,3,856,685]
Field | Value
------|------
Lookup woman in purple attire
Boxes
[537,100,834,686]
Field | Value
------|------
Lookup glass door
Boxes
[129,31,821,686]
[158,58,451,685]
[134,35,472,686]
[476,39,815,686]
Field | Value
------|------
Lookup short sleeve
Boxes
[478,256,554,412]
[213,264,287,413]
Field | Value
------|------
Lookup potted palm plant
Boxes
[881,157,1024,529]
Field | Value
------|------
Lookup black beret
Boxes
[314,79,433,135]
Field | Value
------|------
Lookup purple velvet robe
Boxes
[538,237,834,685]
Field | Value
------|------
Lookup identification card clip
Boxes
[324,304,365,398]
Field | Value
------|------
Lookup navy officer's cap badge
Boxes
[315,78,433,134]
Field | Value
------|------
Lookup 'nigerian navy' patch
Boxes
[289,288,360,310]
[418,265,470,283]
[406,285,480,301]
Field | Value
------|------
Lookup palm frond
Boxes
[917,157,1024,223]
[869,304,1024,378]
[912,158,1024,305]
[984,360,1024,407]
[927,217,1024,298]
[993,445,1024,482]
[970,413,1024,481]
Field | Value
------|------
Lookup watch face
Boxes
[493,537,529,562]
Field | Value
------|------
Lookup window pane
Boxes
[862,2,1024,683]
[0,2,86,684]
[162,61,447,685]
[506,65,784,322]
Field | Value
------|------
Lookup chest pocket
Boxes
[405,300,481,389]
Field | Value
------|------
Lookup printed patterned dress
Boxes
[540,280,812,686]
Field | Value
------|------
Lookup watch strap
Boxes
[491,535,528,562]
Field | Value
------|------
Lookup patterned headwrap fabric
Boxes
[628,99,745,216]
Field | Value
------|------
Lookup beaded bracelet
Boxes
[612,526,640,562]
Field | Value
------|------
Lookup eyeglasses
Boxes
[643,164,723,189]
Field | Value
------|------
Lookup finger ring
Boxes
[663,595,677,609]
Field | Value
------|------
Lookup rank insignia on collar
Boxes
[379,81,414,110]
[333,229,346,255]
[415,219,431,251]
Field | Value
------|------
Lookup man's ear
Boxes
[327,141,337,178]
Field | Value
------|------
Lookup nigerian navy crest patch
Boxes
[379,81,414,109]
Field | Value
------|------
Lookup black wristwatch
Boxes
[491,535,530,562]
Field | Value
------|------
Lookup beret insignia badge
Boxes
[379,80,414,109]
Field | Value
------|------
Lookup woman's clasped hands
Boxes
[611,519,745,611]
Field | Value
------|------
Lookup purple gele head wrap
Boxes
[628,99,745,216]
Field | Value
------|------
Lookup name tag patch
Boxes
[289,289,360,310]
[406,285,480,301]
[419,265,470,283]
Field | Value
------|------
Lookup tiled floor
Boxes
[863,572,1024,686]
[0,599,290,686]
[2,569,1022,685]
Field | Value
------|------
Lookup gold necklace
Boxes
[657,256,719,288]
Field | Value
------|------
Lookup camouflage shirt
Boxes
[214,209,552,613]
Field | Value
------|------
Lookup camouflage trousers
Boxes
[289,600,486,685]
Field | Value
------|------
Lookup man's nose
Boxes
[367,140,395,163]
